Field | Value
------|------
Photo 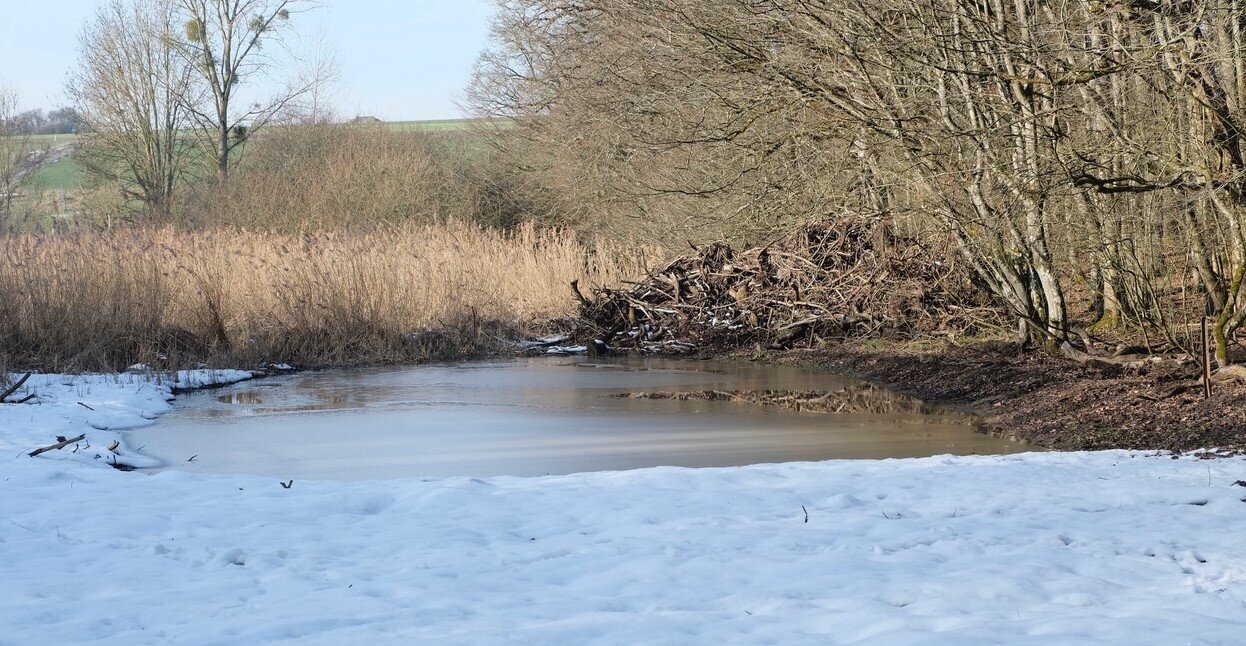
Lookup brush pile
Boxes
[574,217,999,353]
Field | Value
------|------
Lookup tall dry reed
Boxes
[0,222,650,371]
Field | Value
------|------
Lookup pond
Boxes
[126,357,1027,480]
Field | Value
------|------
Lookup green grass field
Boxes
[384,119,475,132]
[3,133,82,191]
[30,156,86,191]
[384,118,511,132]
[24,133,78,146]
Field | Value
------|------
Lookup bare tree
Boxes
[471,0,1084,344]
[1137,3,1246,367]
[0,85,51,230]
[172,0,327,180]
[0,85,27,226]
[471,0,1246,366]
[468,1,859,242]
[68,0,199,219]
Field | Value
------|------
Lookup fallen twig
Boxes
[0,373,32,403]
[29,434,87,458]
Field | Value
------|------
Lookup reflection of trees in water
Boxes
[305,386,365,409]
[216,381,404,413]
[217,391,264,405]
[625,387,942,416]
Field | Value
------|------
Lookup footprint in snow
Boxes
[219,548,246,566]
[356,495,394,516]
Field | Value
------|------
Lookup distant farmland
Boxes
[14,118,504,193]
[29,156,84,191]
[385,119,476,132]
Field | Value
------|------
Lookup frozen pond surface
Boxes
[128,357,1027,479]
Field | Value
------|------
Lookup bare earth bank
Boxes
[770,340,1246,455]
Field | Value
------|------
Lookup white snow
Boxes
[544,344,588,354]
[3,372,1245,644]
[1,371,252,469]
[171,369,255,390]
[506,336,588,354]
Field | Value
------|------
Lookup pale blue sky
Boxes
[0,0,495,121]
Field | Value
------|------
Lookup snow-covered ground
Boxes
[2,372,1245,645]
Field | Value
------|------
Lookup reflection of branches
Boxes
[624,386,943,416]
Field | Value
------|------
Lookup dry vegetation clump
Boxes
[179,124,528,230]
[575,217,1001,353]
[0,221,647,371]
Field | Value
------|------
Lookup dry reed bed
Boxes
[0,222,648,371]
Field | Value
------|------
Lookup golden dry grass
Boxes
[0,221,651,371]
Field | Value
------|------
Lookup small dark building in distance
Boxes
[351,115,383,124]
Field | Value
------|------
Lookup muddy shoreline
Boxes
[764,340,1246,456]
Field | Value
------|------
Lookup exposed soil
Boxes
[771,340,1246,456]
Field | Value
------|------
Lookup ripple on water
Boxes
[128,356,1030,480]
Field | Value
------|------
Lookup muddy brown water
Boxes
[127,357,1028,480]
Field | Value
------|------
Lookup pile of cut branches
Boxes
[574,217,999,353]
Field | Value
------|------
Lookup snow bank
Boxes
[2,372,1245,644]
[1,371,253,470]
